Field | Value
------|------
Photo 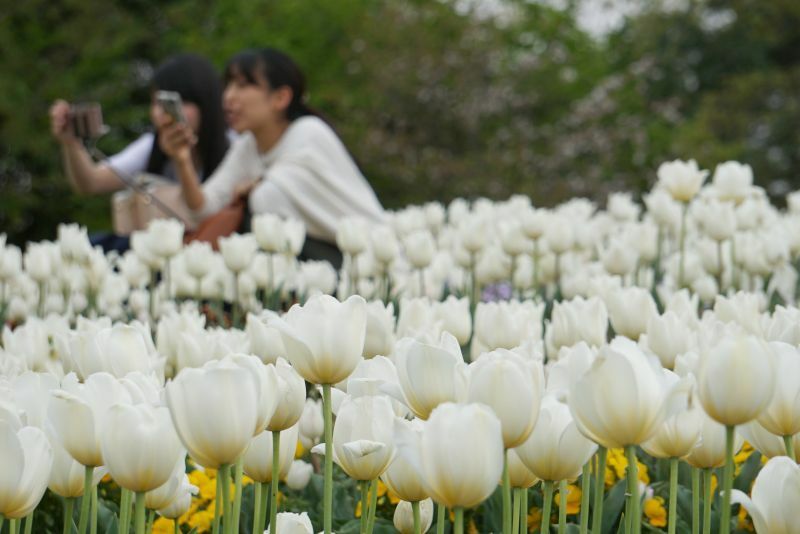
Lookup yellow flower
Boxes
[152,517,175,534]
[355,500,363,518]
[187,509,214,532]
[376,480,388,497]
[467,519,479,534]
[295,440,305,458]
[738,505,754,532]
[603,448,649,487]
[644,496,667,528]
[554,485,581,515]
[527,507,542,532]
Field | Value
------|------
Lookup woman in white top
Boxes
[50,54,231,251]
[159,48,385,249]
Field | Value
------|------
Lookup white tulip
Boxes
[698,333,775,427]
[467,350,544,448]
[641,374,702,459]
[685,411,744,469]
[49,372,132,467]
[0,422,54,519]
[604,286,657,340]
[569,337,677,448]
[265,512,314,534]
[394,402,504,508]
[331,395,395,480]
[739,420,800,461]
[182,241,214,281]
[166,359,262,468]
[391,332,468,420]
[382,418,428,502]
[298,398,324,450]
[474,300,543,351]
[393,499,434,534]
[101,403,184,492]
[404,230,436,269]
[286,460,314,491]
[336,217,369,256]
[640,311,695,369]
[48,431,106,498]
[146,219,184,259]
[245,312,287,365]
[657,159,708,202]
[433,296,471,346]
[243,424,300,483]
[515,395,597,482]
[710,161,755,204]
[756,342,800,438]
[271,294,367,385]
[267,358,306,432]
[545,297,608,357]
[363,300,395,358]
[218,233,258,273]
[730,456,800,533]
[370,226,399,265]
[253,213,288,253]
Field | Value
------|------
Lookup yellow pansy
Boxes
[554,485,581,515]
[644,496,667,528]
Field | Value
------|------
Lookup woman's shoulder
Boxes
[286,115,337,144]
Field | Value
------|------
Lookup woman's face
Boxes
[150,97,201,133]
[223,73,290,133]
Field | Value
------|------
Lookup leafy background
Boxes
[2,0,800,244]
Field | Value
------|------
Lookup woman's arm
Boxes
[50,100,123,194]
[156,116,206,211]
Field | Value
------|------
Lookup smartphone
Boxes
[69,103,105,140]
[156,90,187,124]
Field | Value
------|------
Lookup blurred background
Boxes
[1,0,799,245]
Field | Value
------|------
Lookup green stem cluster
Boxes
[592,447,608,534]
[323,384,333,534]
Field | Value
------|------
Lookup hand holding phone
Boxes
[156,90,187,124]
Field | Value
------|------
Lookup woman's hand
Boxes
[50,99,75,143]
[156,110,196,163]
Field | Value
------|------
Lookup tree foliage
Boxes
[1,0,799,244]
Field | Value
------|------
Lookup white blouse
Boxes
[195,116,385,242]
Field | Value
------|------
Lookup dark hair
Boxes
[223,48,317,121]
[146,53,229,179]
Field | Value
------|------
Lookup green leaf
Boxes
[602,479,627,534]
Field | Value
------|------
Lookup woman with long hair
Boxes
[159,47,385,257]
[50,53,231,250]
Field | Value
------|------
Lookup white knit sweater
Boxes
[195,116,385,242]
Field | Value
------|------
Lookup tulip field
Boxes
[2,159,799,534]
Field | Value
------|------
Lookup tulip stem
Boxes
[120,488,132,534]
[270,432,281,534]
[512,488,521,534]
[259,481,269,534]
[668,458,678,534]
[220,464,232,534]
[23,514,33,534]
[625,446,640,534]
[0,517,5,534]
[436,502,446,534]
[784,435,796,459]
[359,481,369,534]
[134,492,146,534]
[412,501,421,534]
[579,461,591,534]
[322,384,333,534]
[64,497,75,534]
[78,465,93,534]
[212,471,222,534]
[232,458,244,534]
[366,478,379,534]
[503,450,511,534]
[454,508,464,534]
[9,519,18,534]
[91,486,98,534]
[232,273,240,328]
[253,482,262,534]
[592,447,607,534]
[541,480,554,534]
[720,425,735,534]
[702,468,712,534]
[149,269,157,322]
[558,480,567,534]
[521,488,528,534]
[691,468,699,534]
[146,510,154,534]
